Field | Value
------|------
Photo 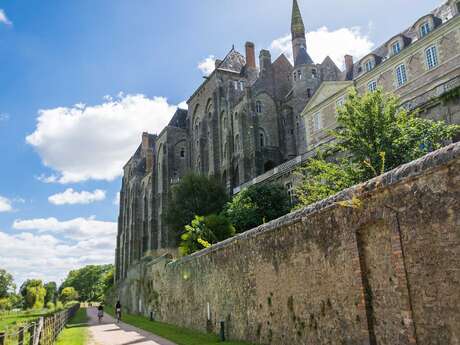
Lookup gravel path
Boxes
[86,307,177,345]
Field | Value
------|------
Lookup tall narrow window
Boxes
[239,81,245,90]
[392,41,401,55]
[313,112,322,131]
[234,81,238,90]
[298,70,302,80]
[180,148,185,158]
[259,133,265,147]
[312,68,317,79]
[368,80,377,92]
[293,72,297,81]
[426,45,438,69]
[307,88,312,98]
[396,64,408,87]
[255,101,262,113]
[420,22,431,38]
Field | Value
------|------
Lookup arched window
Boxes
[311,68,317,78]
[255,101,262,113]
[307,89,312,98]
[180,148,185,158]
[259,132,265,147]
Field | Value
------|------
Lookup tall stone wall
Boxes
[116,142,460,345]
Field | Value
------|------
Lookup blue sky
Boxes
[0,0,443,286]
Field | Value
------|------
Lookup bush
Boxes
[46,302,55,310]
[225,183,291,233]
[55,301,64,310]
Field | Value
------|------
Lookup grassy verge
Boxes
[55,308,88,345]
[106,306,255,345]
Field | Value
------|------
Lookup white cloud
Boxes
[198,55,216,76]
[0,230,115,286]
[0,196,13,212]
[48,188,106,205]
[270,26,374,69]
[27,94,180,183]
[0,113,9,122]
[0,9,12,26]
[113,192,120,206]
[13,216,117,240]
[178,100,188,110]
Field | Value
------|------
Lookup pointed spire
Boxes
[291,0,305,35]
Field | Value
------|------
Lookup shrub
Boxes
[46,302,55,310]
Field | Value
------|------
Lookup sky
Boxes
[0,0,443,287]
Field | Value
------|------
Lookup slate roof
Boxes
[295,47,314,66]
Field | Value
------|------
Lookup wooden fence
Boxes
[0,304,79,345]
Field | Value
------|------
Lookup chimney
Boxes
[344,55,354,80]
[142,132,149,152]
[259,50,272,76]
[245,42,256,69]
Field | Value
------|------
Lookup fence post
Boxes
[0,331,5,345]
[29,323,35,345]
[18,327,24,345]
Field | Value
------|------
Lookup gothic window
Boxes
[396,64,408,87]
[259,132,265,147]
[391,41,401,55]
[368,80,377,92]
[255,101,262,113]
[298,70,302,80]
[180,148,185,158]
[307,88,312,98]
[313,112,322,131]
[419,21,431,38]
[311,68,317,78]
[425,45,438,69]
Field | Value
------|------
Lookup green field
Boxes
[0,309,49,332]
[55,308,89,345]
[106,306,255,345]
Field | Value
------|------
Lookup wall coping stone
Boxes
[168,142,460,266]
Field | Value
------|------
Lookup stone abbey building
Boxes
[116,0,460,282]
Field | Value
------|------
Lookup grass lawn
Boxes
[106,306,256,345]
[0,309,50,332]
[55,308,89,345]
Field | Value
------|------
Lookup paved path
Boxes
[86,307,177,345]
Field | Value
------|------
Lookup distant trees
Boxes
[60,287,79,304]
[0,269,15,298]
[20,280,46,309]
[294,89,460,208]
[44,282,57,305]
[60,264,113,302]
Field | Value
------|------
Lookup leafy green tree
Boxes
[0,269,15,298]
[60,287,78,304]
[60,264,113,302]
[44,282,57,304]
[179,214,236,256]
[334,88,459,180]
[101,268,114,295]
[294,88,459,208]
[224,183,291,233]
[25,282,46,309]
[8,293,24,310]
[166,173,229,237]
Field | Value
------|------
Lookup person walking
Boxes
[115,300,122,323]
[97,304,104,323]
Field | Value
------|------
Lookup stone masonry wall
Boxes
[116,142,460,345]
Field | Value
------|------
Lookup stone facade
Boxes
[116,0,460,282]
[115,142,460,345]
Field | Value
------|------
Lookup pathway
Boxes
[86,307,177,345]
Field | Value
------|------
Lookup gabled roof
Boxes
[216,48,246,73]
[302,81,353,114]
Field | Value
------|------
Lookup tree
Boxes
[224,183,291,233]
[60,264,113,302]
[60,287,78,304]
[44,282,57,304]
[333,88,459,180]
[22,281,46,309]
[179,214,236,256]
[0,269,15,298]
[294,88,460,208]
[101,268,114,295]
[166,173,229,237]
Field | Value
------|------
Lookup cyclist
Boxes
[97,304,104,323]
[115,301,122,323]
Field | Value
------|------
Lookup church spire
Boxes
[291,0,305,37]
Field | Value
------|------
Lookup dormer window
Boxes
[364,59,375,72]
[420,21,431,38]
[392,41,401,55]
[255,101,262,113]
